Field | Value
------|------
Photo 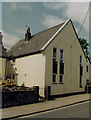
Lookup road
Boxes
[13,101,90,119]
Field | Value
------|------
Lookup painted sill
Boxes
[52,82,57,84]
[59,82,64,84]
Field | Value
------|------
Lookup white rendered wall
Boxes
[44,21,87,95]
[0,58,6,82]
[14,53,45,96]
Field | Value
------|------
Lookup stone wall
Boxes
[2,86,39,108]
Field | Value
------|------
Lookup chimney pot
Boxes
[25,27,31,41]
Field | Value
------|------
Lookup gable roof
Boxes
[0,45,7,58]
[7,20,66,59]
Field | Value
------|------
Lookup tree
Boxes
[79,38,89,57]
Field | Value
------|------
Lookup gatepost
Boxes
[45,86,51,101]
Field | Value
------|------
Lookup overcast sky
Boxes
[0,1,90,50]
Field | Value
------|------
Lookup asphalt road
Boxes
[13,101,90,119]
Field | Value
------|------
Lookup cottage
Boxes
[7,19,87,97]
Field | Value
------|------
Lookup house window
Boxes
[53,74,57,83]
[59,50,64,84]
[80,56,83,88]
[80,66,83,76]
[53,48,57,59]
[80,56,82,66]
[60,50,63,63]
[86,66,88,72]
[52,48,57,84]
[60,75,63,83]
[53,59,57,74]
[80,76,82,88]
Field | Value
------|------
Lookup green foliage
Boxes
[79,38,89,56]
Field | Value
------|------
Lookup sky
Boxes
[0,1,90,50]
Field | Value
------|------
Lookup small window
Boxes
[86,66,88,72]
[60,50,63,63]
[80,56,82,66]
[80,56,83,88]
[80,76,83,88]
[60,62,64,74]
[60,50,63,59]
[80,66,83,76]
[52,48,57,84]
[59,50,64,84]
[59,75,63,83]
[52,74,57,83]
[53,59,57,74]
[53,48,57,58]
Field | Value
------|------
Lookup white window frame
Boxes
[52,48,57,84]
[59,49,64,84]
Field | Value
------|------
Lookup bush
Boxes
[2,79,15,87]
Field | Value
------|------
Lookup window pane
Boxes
[60,62,64,74]
[80,66,83,76]
[53,60,57,74]
[60,75,63,83]
[53,48,57,58]
[80,56,82,64]
[53,74,56,83]
[60,50,63,60]
[80,76,82,88]
[86,66,88,72]
[60,60,63,63]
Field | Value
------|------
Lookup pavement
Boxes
[2,93,91,119]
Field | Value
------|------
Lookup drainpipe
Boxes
[5,58,7,80]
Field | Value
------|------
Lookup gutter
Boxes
[8,50,42,60]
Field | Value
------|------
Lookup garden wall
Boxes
[2,86,39,108]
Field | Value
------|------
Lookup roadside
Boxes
[2,93,91,119]
[18,101,89,119]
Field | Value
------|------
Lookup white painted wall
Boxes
[0,58,6,82]
[44,20,87,95]
[12,53,45,96]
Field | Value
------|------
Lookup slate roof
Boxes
[0,45,7,58]
[7,22,64,59]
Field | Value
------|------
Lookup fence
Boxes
[2,86,39,108]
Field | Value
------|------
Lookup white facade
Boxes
[44,20,87,95]
[0,58,6,83]
[7,53,45,96]
[7,19,87,97]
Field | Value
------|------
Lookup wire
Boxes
[78,4,91,35]
[71,3,91,47]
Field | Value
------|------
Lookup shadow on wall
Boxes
[6,60,18,85]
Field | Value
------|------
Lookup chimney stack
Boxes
[25,26,31,41]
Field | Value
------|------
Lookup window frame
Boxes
[59,49,64,84]
[80,55,83,88]
[52,48,58,84]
